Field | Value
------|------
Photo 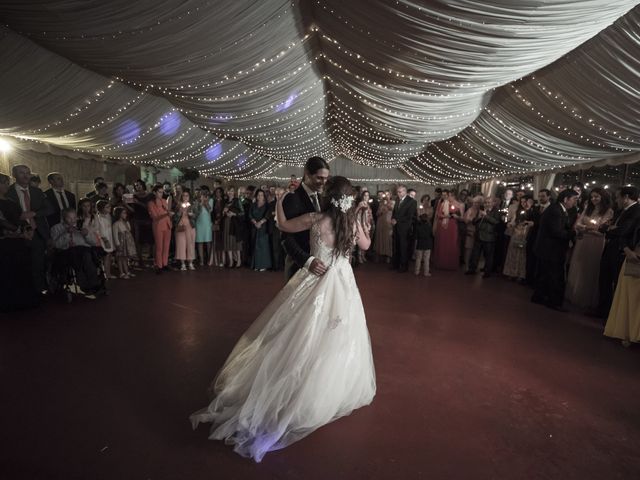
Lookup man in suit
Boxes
[466,196,501,277]
[44,172,76,228]
[7,164,54,293]
[596,186,640,319]
[531,189,578,311]
[525,189,552,285]
[281,156,330,281]
[85,176,104,199]
[391,185,418,273]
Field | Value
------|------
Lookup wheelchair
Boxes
[47,246,108,302]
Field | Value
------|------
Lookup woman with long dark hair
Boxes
[249,189,272,271]
[566,187,614,310]
[190,176,376,463]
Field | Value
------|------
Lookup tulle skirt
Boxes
[190,261,376,462]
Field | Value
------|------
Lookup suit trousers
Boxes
[597,244,625,318]
[392,224,411,270]
[468,240,495,273]
[532,257,565,307]
[284,255,301,282]
[153,225,171,268]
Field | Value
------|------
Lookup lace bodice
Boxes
[309,214,349,267]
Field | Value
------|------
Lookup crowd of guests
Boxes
[1,163,638,348]
[403,183,639,347]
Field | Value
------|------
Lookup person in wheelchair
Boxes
[50,207,105,297]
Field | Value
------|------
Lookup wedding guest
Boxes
[210,187,225,267]
[250,189,272,271]
[531,189,578,311]
[450,190,466,266]
[375,193,394,263]
[194,188,213,266]
[466,197,501,277]
[267,187,285,271]
[44,172,76,228]
[0,173,39,311]
[355,190,373,264]
[7,164,52,293]
[90,182,110,205]
[95,200,116,280]
[148,185,173,273]
[503,196,534,282]
[462,195,483,268]
[222,186,244,268]
[50,208,103,295]
[131,179,154,267]
[77,198,101,247]
[174,190,196,271]
[419,194,433,221]
[407,188,417,199]
[172,183,184,210]
[29,174,41,189]
[565,188,613,310]
[596,186,640,318]
[494,188,514,272]
[430,188,442,211]
[110,183,134,216]
[85,177,105,199]
[112,207,137,278]
[432,189,462,270]
[604,225,640,346]
[391,185,417,273]
[414,213,434,277]
[526,189,552,285]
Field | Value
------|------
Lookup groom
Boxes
[282,156,330,281]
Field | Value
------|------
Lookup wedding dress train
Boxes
[190,217,376,462]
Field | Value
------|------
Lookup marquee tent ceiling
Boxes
[1,1,640,184]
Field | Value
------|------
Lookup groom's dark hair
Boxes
[305,156,330,175]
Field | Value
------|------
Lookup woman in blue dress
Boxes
[195,188,213,266]
[250,189,272,271]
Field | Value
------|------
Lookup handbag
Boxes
[176,224,186,233]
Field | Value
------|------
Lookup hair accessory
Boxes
[330,194,354,213]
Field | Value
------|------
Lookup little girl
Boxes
[112,207,137,279]
[414,213,434,277]
[95,200,116,279]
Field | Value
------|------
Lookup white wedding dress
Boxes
[190,215,376,462]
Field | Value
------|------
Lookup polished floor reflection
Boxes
[2,264,639,479]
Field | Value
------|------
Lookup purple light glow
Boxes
[205,144,223,162]
[117,120,141,144]
[160,112,181,136]
[275,92,298,112]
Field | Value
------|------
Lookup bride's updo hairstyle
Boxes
[321,175,356,258]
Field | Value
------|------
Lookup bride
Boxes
[190,176,376,462]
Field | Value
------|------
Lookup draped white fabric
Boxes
[1,1,639,182]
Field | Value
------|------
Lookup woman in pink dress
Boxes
[432,190,462,270]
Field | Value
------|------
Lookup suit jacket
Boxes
[392,196,417,229]
[604,202,640,255]
[472,207,501,242]
[534,203,574,262]
[7,184,53,239]
[281,185,315,268]
[44,188,77,228]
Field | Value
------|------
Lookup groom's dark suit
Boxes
[392,195,417,271]
[282,184,317,280]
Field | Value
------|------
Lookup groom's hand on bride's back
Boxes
[309,258,328,276]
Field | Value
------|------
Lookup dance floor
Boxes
[2,263,639,479]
